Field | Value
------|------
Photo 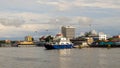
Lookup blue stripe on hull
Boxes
[44,44,73,49]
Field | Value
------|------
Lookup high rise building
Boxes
[61,26,75,39]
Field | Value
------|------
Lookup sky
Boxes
[0,0,120,40]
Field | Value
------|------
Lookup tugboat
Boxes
[44,37,74,49]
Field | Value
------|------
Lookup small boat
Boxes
[44,37,73,49]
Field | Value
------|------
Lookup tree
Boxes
[84,32,91,37]
[45,35,53,42]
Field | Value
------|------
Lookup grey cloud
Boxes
[0,18,25,27]
[48,16,93,26]
[48,17,73,26]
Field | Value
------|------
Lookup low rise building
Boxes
[113,35,120,38]
[25,36,34,42]
[98,33,107,40]
[5,40,11,44]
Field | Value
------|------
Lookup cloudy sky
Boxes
[0,0,120,40]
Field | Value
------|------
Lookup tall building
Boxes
[61,26,75,39]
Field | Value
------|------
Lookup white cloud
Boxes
[95,17,120,26]
[0,11,53,38]
[37,0,120,11]
[37,0,72,11]
[0,11,51,24]
[47,16,93,27]
[0,11,93,38]
[0,0,119,39]
[15,12,51,23]
[74,16,93,24]
[21,23,57,32]
[74,0,120,9]
[0,23,58,38]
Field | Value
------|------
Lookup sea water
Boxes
[0,47,119,68]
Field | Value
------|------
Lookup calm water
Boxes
[0,47,120,68]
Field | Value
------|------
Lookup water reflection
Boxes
[59,49,71,56]
[59,49,71,68]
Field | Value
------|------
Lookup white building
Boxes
[98,33,107,40]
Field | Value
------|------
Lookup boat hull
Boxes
[44,44,73,49]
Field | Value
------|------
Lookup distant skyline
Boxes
[0,0,120,40]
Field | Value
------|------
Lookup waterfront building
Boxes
[5,40,11,44]
[86,37,94,45]
[56,33,63,38]
[111,35,120,42]
[113,35,120,38]
[84,30,107,41]
[25,36,34,42]
[53,33,63,41]
[98,33,107,40]
[61,26,75,39]
[18,36,34,45]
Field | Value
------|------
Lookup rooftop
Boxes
[62,26,75,28]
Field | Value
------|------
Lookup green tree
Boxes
[84,32,91,37]
[45,35,53,42]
